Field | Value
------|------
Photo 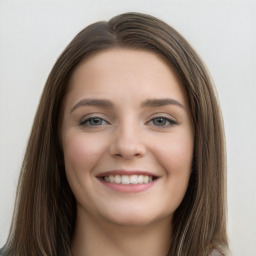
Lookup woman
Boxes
[1,12,229,256]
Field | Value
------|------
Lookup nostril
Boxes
[109,130,147,159]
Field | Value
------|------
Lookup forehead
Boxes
[65,47,188,108]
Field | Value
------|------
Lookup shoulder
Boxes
[0,247,6,256]
[209,248,225,256]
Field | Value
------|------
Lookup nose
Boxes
[109,124,146,159]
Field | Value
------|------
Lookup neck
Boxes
[71,208,172,256]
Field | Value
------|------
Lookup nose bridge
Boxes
[109,117,146,159]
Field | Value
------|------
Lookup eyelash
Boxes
[79,117,109,127]
[79,115,178,128]
[147,116,178,127]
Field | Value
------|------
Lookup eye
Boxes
[80,117,109,127]
[148,116,178,127]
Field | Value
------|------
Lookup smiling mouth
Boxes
[99,174,158,185]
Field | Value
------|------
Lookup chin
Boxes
[107,217,156,227]
[101,208,172,228]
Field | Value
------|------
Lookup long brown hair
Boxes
[2,12,229,256]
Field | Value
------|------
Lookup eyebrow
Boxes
[70,99,114,113]
[70,97,185,113]
[141,98,185,109]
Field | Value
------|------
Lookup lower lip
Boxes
[98,179,157,193]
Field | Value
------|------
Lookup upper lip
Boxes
[96,170,159,178]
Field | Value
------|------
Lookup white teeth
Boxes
[130,175,138,184]
[102,174,155,184]
[138,175,144,184]
[115,175,121,184]
[143,176,149,183]
[121,175,130,184]
[109,175,115,183]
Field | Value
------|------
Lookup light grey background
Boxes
[0,0,255,255]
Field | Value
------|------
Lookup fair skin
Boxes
[61,48,194,256]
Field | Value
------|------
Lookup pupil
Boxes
[154,118,166,126]
[90,118,101,125]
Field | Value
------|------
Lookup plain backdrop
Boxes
[0,0,255,255]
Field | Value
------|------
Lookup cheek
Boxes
[156,132,194,173]
[62,133,107,205]
[152,131,194,203]
[62,133,105,169]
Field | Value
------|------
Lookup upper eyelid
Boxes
[80,113,109,121]
[147,117,177,125]
[79,114,111,126]
[78,112,178,124]
[146,113,179,127]
[147,113,177,121]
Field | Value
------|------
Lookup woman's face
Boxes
[61,48,194,227]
